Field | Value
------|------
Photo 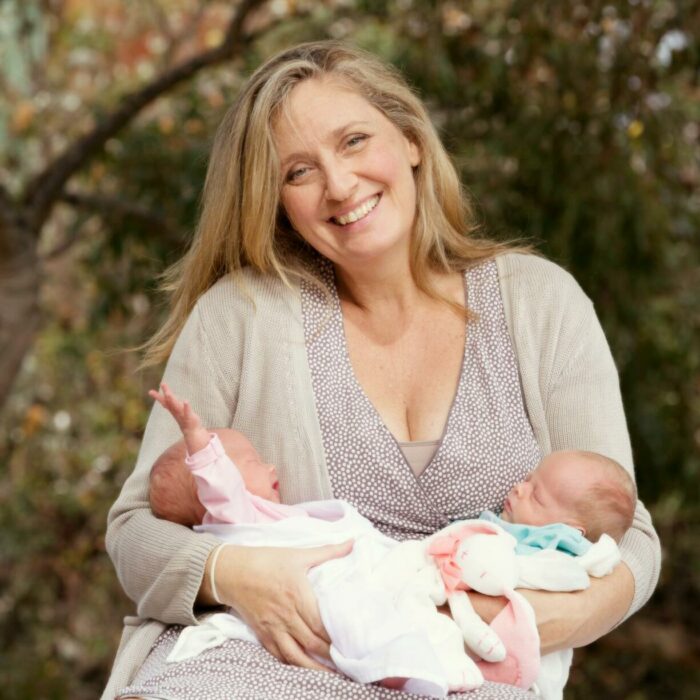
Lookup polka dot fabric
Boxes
[121,627,535,699]
[302,258,542,541]
[117,258,540,700]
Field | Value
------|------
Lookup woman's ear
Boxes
[408,140,421,168]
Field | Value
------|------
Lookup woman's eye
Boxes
[286,166,309,183]
[346,134,368,148]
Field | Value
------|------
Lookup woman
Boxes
[104,41,660,699]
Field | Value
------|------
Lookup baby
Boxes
[148,384,635,699]
[490,449,635,546]
[149,392,635,543]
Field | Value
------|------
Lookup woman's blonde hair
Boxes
[143,40,520,366]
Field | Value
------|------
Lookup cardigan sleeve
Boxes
[497,253,661,620]
[105,297,240,626]
[540,267,661,619]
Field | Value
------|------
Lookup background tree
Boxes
[0,0,270,412]
[1,1,698,698]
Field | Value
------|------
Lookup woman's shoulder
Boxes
[494,251,596,351]
[195,267,300,321]
[178,268,304,361]
[495,252,592,310]
[496,251,580,290]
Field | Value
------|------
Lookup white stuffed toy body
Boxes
[371,518,621,695]
[371,519,540,690]
[168,510,619,698]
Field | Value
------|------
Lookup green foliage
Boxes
[1,0,698,697]
[0,318,157,697]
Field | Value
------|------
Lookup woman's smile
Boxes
[274,78,420,271]
[329,193,382,227]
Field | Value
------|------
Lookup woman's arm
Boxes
[106,303,234,625]
[541,268,661,620]
[498,254,661,649]
[468,563,634,654]
[521,563,635,653]
[107,288,347,670]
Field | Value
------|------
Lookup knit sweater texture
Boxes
[101,253,661,698]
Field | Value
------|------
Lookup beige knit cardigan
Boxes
[101,253,661,699]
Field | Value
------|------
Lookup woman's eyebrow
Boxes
[330,120,372,138]
[279,120,372,167]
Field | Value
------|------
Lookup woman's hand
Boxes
[202,541,354,672]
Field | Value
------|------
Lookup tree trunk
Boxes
[0,0,268,417]
[0,238,42,415]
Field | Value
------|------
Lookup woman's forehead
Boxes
[273,79,383,155]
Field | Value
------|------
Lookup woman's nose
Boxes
[324,162,358,202]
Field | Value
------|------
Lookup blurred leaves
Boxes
[0,0,698,698]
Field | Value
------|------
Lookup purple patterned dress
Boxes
[119,259,541,700]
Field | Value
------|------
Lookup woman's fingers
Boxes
[253,611,330,670]
[294,541,354,645]
[216,545,356,670]
[289,608,332,658]
[294,581,331,646]
[300,539,354,570]
[274,632,331,672]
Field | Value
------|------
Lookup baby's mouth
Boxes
[330,194,381,226]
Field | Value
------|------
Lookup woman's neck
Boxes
[334,260,420,314]
[334,258,462,320]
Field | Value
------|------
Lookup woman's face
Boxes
[274,78,421,272]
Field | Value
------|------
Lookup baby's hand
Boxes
[149,383,210,454]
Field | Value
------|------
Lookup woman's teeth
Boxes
[332,195,380,226]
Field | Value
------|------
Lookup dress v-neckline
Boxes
[329,264,471,480]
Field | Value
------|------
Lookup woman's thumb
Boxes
[303,539,354,568]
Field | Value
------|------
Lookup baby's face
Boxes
[218,431,281,503]
[500,453,589,528]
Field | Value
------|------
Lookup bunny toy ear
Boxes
[475,590,541,690]
[428,521,504,554]
[428,520,511,557]
[427,520,512,594]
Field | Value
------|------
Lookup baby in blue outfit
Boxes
[482,449,637,557]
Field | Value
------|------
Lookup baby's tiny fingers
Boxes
[161,383,177,404]
[149,390,166,407]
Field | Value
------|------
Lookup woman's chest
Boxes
[299,259,541,538]
[343,308,466,442]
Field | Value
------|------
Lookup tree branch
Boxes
[42,190,178,260]
[0,184,15,259]
[24,0,266,231]
[0,183,13,227]
[0,186,32,261]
